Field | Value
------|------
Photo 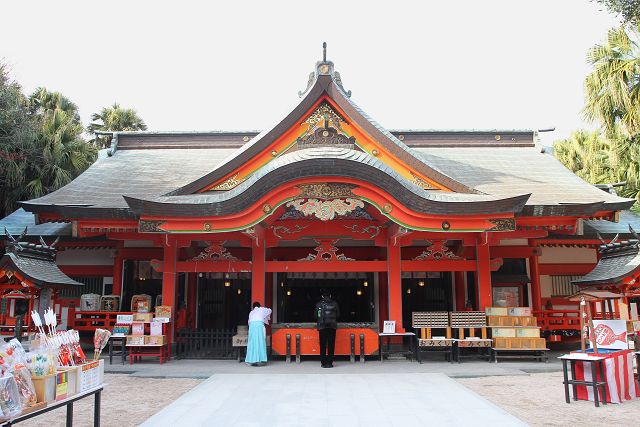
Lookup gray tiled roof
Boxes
[0,252,83,287]
[0,209,70,236]
[19,72,633,219]
[22,148,238,218]
[572,240,640,287]
[412,147,629,208]
[126,147,529,217]
[583,211,640,236]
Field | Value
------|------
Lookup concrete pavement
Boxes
[142,372,527,427]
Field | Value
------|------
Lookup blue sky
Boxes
[1,1,621,146]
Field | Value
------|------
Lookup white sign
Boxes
[150,321,163,336]
[590,320,628,350]
[383,321,396,334]
[116,314,133,324]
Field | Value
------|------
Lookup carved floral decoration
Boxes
[271,224,309,239]
[286,198,364,221]
[191,241,239,262]
[343,224,383,239]
[298,240,354,261]
[413,241,461,261]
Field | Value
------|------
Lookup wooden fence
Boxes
[175,329,236,359]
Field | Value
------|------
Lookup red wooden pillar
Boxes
[454,271,466,310]
[162,240,178,315]
[111,255,124,297]
[252,240,266,306]
[187,273,197,329]
[529,253,542,312]
[378,272,389,331]
[387,240,404,332]
[476,241,492,310]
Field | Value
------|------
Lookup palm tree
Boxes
[0,64,97,214]
[553,130,613,184]
[28,87,81,124]
[24,109,97,198]
[583,24,640,139]
[87,103,147,147]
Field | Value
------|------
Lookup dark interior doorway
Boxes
[402,272,453,331]
[276,273,375,323]
[197,273,251,329]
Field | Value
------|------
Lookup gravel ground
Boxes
[13,371,640,426]
[17,374,201,427]
[457,371,640,426]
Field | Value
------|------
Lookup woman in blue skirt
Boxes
[245,302,272,366]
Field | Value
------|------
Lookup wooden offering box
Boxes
[493,337,547,349]
[145,335,166,345]
[127,335,145,346]
[487,316,537,327]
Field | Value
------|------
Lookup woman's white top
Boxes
[248,307,272,324]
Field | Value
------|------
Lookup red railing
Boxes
[68,308,134,332]
[534,310,581,331]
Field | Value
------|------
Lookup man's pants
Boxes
[319,328,337,366]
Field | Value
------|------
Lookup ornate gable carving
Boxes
[286,198,365,221]
[191,241,239,261]
[297,101,356,148]
[298,239,354,261]
[413,241,461,261]
[297,183,356,199]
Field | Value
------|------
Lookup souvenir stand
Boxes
[0,231,106,425]
[125,299,171,364]
[559,236,640,405]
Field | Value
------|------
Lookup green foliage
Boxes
[583,24,640,139]
[554,129,640,207]
[0,62,97,216]
[594,0,640,25]
[87,103,147,148]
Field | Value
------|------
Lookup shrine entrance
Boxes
[275,272,376,324]
[401,272,453,331]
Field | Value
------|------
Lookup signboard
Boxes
[383,321,396,334]
[150,321,163,336]
[590,320,628,350]
[116,314,133,324]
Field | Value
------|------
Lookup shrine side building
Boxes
[5,54,636,352]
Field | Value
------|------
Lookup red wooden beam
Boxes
[154,261,253,273]
[57,241,117,249]
[533,239,601,247]
[538,263,596,275]
[402,259,503,272]
[117,248,163,259]
[266,261,388,272]
[490,246,541,258]
[59,265,113,276]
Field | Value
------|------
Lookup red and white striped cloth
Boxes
[572,349,639,403]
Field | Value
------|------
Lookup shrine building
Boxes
[5,49,636,355]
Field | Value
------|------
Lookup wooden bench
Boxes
[412,312,454,363]
[450,311,492,362]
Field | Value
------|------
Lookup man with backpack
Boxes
[315,289,340,368]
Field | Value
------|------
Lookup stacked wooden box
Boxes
[126,313,167,346]
[486,307,546,349]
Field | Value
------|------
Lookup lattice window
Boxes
[58,277,104,298]
[551,275,582,297]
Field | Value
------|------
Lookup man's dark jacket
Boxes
[315,297,340,329]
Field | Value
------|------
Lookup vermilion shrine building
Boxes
[4,52,636,354]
